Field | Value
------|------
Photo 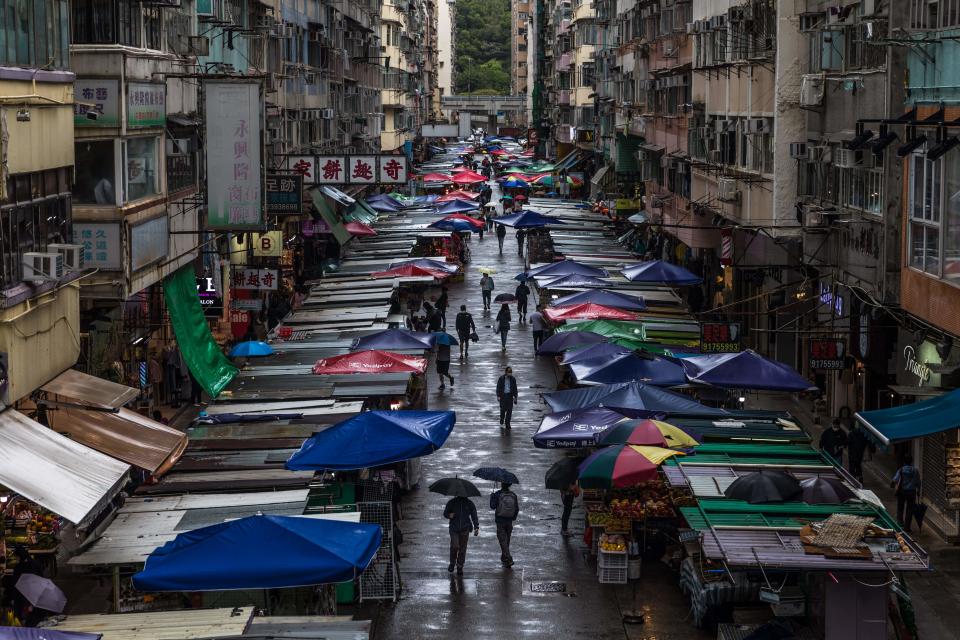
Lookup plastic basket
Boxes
[598,550,628,568]
[598,565,628,584]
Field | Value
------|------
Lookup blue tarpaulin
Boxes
[536,330,608,355]
[551,289,646,311]
[494,211,565,228]
[388,258,458,273]
[560,342,633,365]
[437,200,479,214]
[430,218,478,232]
[543,381,725,417]
[365,198,403,212]
[856,389,960,446]
[286,410,456,470]
[0,630,101,640]
[680,350,816,392]
[532,407,626,449]
[132,515,381,591]
[622,260,703,286]
[569,353,687,387]
[528,259,608,278]
[351,328,435,351]
[538,273,610,288]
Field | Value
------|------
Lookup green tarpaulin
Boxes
[163,266,238,398]
[311,190,353,245]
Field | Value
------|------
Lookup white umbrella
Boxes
[15,573,67,613]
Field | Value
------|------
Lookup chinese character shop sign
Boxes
[298,156,408,184]
[205,81,263,230]
[700,322,741,353]
[265,174,303,215]
[809,339,846,371]
[127,82,166,128]
[74,223,121,269]
[74,79,120,127]
[231,268,279,290]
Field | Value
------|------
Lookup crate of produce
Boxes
[599,549,628,569]
[598,565,628,584]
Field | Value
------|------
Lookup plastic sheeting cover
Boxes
[163,266,238,399]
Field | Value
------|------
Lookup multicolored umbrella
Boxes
[312,350,427,375]
[372,264,450,279]
[345,222,377,236]
[543,303,640,322]
[502,177,530,189]
[578,445,684,489]
[595,419,699,448]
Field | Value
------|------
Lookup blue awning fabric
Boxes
[856,389,960,446]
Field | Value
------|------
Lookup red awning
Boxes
[437,190,480,202]
[345,222,377,236]
[452,171,487,184]
[372,264,450,279]
[313,350,428,375]
[420,173,453,182]
[543,303,640,322]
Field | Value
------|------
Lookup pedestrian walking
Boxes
[847,423,871,482]
[427,307,443,332]
[443,495,479,575]
[891,454,922,533]
[496,223,506,254]
[529,305,546,351]
[455,305,476,359]
[490,482,520,566]
[560,481,579,535]
[496,366,518,430]
[819,419,848,466]
[515,281,530,323]
[436,286,449,329]
[480,273,495,311]
[477,216,485,241]
[435,341,454,390]
[496,303,511,350]
[516,228,526,258]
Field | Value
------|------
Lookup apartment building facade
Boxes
[512,0,532,122]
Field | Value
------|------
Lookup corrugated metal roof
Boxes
[40,369,139,408]
[45,607,254,640]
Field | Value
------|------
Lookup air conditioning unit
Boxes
[799,12,826,32]
[709,14,727,30]
[22,252,63,283]
[746,118,770,134]
[686,22,697,34]
[715,119,733,132]
[48,244,84,271]
[834,148,875,168]
[802,205,829,228]
[718,177,740,202]
[800,74,825,107]
[321,108,334,119]
[790,142,809,159]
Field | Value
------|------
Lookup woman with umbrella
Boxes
[495,302,512,351]
[431,478,481,575]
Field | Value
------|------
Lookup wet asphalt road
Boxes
[366,185,709,639]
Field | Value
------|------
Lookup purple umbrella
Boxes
[536,330,608,355]
[533,407,627,448]
[551,289,646,311]
[560,342,633,365]
[680,350,817,392]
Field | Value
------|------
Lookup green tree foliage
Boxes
[454,0,511,95]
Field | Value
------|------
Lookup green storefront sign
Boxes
[127,82,166,128]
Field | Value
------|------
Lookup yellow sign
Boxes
[615,199,641,210]
[252,231,283,257]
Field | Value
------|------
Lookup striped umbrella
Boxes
[578,445,684,489]
[595,419,699,448]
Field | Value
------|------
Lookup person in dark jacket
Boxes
[891,454,922,532]
[496,366,519,429]
[516,228,526,257]
[454,305,476,359]
[496,222,507,254]
[847,423,871,482]
[819,419,848,465]
[427,307,443,332]
[560,482,579,535]
[443,496,479,574]
[496,304,511,350]
[515,281,530,323]
[490,483,520,566]
[436,287,449,328]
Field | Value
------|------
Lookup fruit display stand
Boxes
[2,496,61,576]
[598,534,628,584]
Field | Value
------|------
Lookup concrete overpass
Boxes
[441,95,526,113]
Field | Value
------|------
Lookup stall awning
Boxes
[51,407,188,474]
[41,369,139,409]
[321,185,356,206]
[0,409,129,524]
[311,190,352,245]
[856,388,960,446]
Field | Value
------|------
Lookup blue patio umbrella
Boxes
[538,273,610,288]
[365,198,403,212]
[543,380,725,416]
[680,349,817,392]
[551,289,646,311]
[229,341,274,357]
[389,258,459,273]
[351,328,435,351]
[536,330,608,355]
[532,407,627,449]
[286,410,457,470]
[502,178,530,189]
[569,353,687,387]
[132,515,382,591]
[431,331,459,346]
[527,259,608,278]
[622,260,703,286]
[560,341,633,365]
[493,210,565,228]
[430,218,478,232]
[413,195,439,204]
[437,199,480,214]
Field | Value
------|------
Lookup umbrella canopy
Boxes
[312,350,427,375]
[420,172,454,183]
[533,407,627,449]
[596,419,699,448]
[351,328,435,351]
[286,410,456,470]
[430,217,479,232]
[473,467,520,484]
[531,174,583,187]
[569,352,687,386]
[452,171,487,184]
[229,340,274,357]
[555,319,648,344]
[436,191,480,202]
[15,574,67,613]
[560,342,633,365]
[536,330,608,355]
[372,264,450,280]
[439,213,484,228]
[551,289,646,311]
[494,293,517,303]
[0,630,101,640]
[493,210,565,228]
[366,198,404,212]
[799,477,857,504]
[578,445,683,489]
[432,331,459,346]
[429,477,481,497]
[389,258,458,273]
[543,303,640,322]
[501,177,529,188]
[345,221,377,236]
[477,266,497,275]
[680,350,816,392]
[538,273,611,288]
[723,470,802,504]
[132,515,382,591]
[543,380,725,416]
[437,199,480,214]
[527,259,608,278]
[622,260,703,286]
[545,457,584,489]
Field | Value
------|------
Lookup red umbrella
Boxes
[440,213,484,228]
[420,173,453,182]
[438,189,480,200]
[452,171,487,184]
[542,303,640,322]
[312,350,427,375]
[372,264,450,279]
[491,149,510,156]
[345,222,377,236]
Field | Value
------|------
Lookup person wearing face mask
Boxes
[819,418,848,465]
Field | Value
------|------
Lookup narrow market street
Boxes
[367,185,708,639]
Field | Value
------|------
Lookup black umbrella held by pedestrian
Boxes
[494,293,517,303]
[798,476,857,504]
[545,457,585,490]
[723,470,802,504]
[429,477,482,497]
[473,467,520,485]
